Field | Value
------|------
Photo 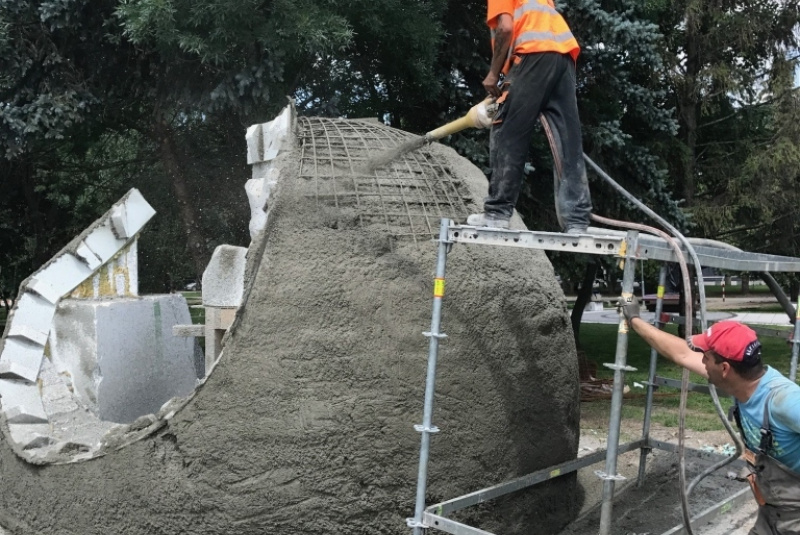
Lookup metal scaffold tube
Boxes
[598,230,640,535]
[637,265,668,487]
[408,218,451,535]
[791,298,800,383]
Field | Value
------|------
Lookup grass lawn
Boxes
[735,306,787,313]
[180,291,206,352]
[700,284,774,297]
[578,322,797,431]
[182,291,202,306]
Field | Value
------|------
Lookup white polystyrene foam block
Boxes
[201,245,247,307]
[246,124,263,164]
[0,361,41,383]
[246,178,269,239]
[262,127,283,162]
[6,292,54,344]
[0,337,43,381]
[245,177,268,209]
[6,324,49,347]
[121,189,156,234]
[27,276,61,305]
[36,254,94,296]
[248,211,267,239]
[127,241,139,296]
[110,204,129,239]
[274,106,292,137]
[74,241,103,270]
[260,106,293,162]
[0,380,48,424]
[82,223,124,264]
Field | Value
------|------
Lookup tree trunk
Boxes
[153,119,208,282]
[571,261,598,350]
[741,273,750,295]
[0,269,13,313]
[676,0,702,205]
[0,294,11,314]
[18,158,50,267]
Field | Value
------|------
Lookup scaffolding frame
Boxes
[409,219,800,535]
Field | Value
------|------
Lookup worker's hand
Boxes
[482,72,501,98]
[618,295,640,324]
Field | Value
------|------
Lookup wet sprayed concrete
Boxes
[0,133,582,534]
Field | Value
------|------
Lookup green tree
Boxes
[655,0,800,207]
[705,58,800,257]
[0,0,355,291]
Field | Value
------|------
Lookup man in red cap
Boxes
[621,296,800,534]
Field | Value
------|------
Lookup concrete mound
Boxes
[0,117,581,534]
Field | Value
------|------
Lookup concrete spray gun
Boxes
[362,98,498,173]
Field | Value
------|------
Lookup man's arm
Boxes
[620,296,707,378]
[627,317,708,378]
[483,13,512,97]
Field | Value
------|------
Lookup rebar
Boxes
[297,118,472,244]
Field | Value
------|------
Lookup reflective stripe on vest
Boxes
[514,2,560,18]
[514,30,576,48]
[511,0,579,60]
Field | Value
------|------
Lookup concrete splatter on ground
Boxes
[567,422,756,535]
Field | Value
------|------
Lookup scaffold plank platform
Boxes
[448,225,800,272]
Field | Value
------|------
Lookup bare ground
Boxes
[704,296,781,311]
[558,293,775,534]
[566,405,757,535]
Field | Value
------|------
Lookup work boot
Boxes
[466,212,510,229]
[565,226,588,235]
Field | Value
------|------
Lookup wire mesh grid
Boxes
[297,117,475,245]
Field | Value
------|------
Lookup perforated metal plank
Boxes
[447,225,800,272]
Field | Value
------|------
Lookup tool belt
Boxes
[732,389,800,510]
[741,448,767,506]
[732,391,777,507]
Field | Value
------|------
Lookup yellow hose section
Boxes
[425,115,475,141]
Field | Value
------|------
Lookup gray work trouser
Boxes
[748,453,800,534]
[485,52,592,231]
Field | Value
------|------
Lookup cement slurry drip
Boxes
[0,126,583,535]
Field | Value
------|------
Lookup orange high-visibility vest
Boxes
[488,0,580,64]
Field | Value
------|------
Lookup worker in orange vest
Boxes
[467,0,593,233]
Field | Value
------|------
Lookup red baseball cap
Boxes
[689,321,761,363]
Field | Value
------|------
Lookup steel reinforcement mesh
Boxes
[298,117,475,244]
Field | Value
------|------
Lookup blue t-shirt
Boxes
[738,366,800,473]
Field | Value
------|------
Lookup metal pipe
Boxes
[791,298,800,382]
[583,155,709,328]
[598,230,640,535]
[409,218,451,535]
[637,265,668,486]
[758,273,795,324]
[685,237,795,324]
